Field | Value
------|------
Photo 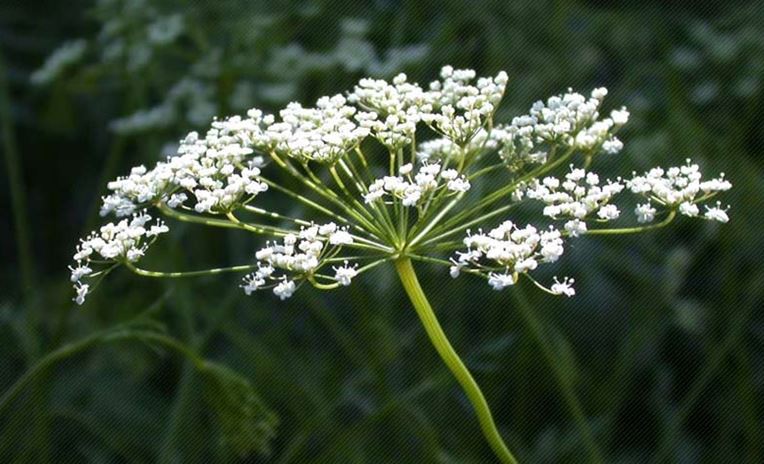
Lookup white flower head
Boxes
[455,222,566,291]
[704,202,729,223]
[333,261,358,286]
[550,276,576,297]
[597,204,621,221]
[329,228,353,245]
[488,272,515,290]
[679,202,700,217]
[273,279,296,300]
[627,160,730,213]
[241,273,265,295]
[526,166,624,223]
[73,282,89,306]
[635,202,657,223]
[71,66,732,308]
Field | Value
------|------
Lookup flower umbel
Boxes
[70,66,732,464]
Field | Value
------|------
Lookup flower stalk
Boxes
[394,257,519,464]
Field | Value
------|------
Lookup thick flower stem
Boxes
[394,258,520,464]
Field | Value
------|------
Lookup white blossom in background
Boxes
[70,65,732,305]
[34,6,430,136]
[30,39,88,85]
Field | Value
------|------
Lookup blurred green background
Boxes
[1,0,763,462]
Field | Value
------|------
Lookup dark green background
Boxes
[1,0,763,462]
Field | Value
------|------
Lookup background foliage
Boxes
[1,0,763,462]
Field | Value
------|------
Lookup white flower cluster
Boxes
[71,64,734,307]
[525,166,625,237]
[266,17,429,86]
[109,105,175,134]
[262,95,370,163]
[350,67,507,149]
[416,129,498,163]
[70,212,169,305]
[493,88,627,170]
[364,162,471,206]
[350,73,431,150]
[101,124,268,217]
[626,159,732,221]
[450,221,571,295]
[31,39,88,85]
[99,66,509,219]
[422,66,508,145]
[241,222,354,299]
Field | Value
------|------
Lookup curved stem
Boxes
[468,163,504,181]
[242,204,312,226]
[125,261,258,278]
[0,328,202,418]
[393,258,519,464]
[583,210,676,236]
[157,203,249,231]
[0,51,35,295]
[307,275,341,290]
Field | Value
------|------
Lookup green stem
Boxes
[0,51,35,295]
[270,152,382,235]
[336,159,398,238]
[0,328,202,418]
[0,51,48,461]
[419,202,518,249]
[468,163,505,180]
[125,261,258,278]
[447,146,576,228]
[157,203,250,231]
[393,258,519,464]
[408,193,465,248]
[257,178,354,227]
[584,210,676,236]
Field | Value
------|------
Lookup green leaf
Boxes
[198,361,279,458]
